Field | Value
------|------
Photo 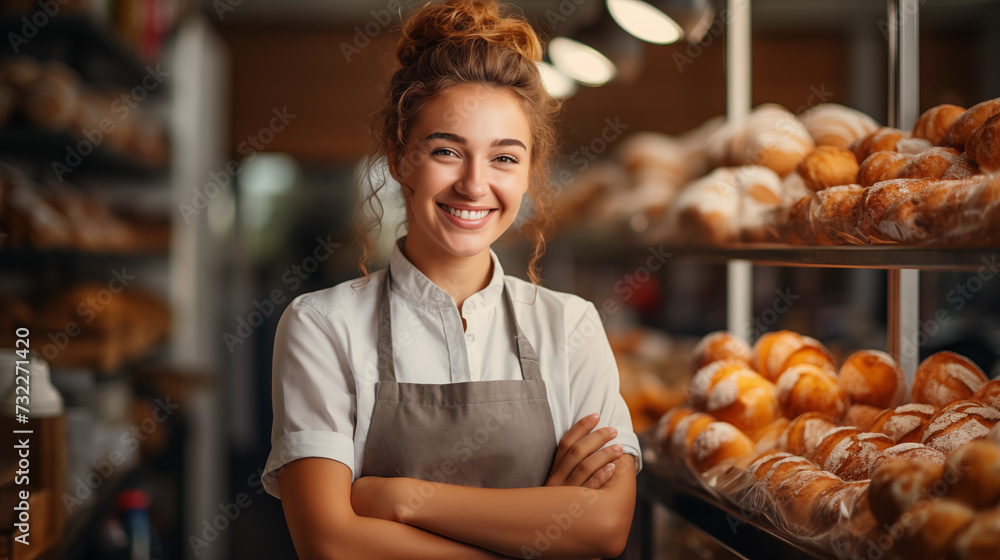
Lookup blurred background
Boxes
[1,0,999,559]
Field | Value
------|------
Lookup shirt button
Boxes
[466,333,475,343]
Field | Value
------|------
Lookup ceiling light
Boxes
[547,37,617,86]
[536,61,578,98]
[607,0,716,44]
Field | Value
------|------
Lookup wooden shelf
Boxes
[0,126,166,179]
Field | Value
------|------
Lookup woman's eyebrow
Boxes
[423,132,526,151]
[492,138,527,150]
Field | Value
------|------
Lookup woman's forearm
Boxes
[397,455,636,559]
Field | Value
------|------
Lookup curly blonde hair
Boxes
[356,0,560,284]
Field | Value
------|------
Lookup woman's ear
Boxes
[387,153,403,183]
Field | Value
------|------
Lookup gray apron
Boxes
[359,268,558,488]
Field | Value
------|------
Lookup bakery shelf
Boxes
[0,12,154,88]
[637,465,835,560]
[0,247,169,265]
[0,125,167,179]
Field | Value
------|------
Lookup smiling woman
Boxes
[262,1,641,559]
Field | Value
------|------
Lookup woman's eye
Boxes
[494,155,519,164]
[431,148,457,157]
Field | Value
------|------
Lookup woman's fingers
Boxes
[581,462,616,490]
[566,443,623,487]
[548,425,618,486]
[548,413,600,481]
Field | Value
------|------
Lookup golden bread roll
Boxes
[704,367,780,438]
[780,336,836,374]
[939,153,982,180]
[752,330,809,382]
[913,351,989,407]
[667,168,741,245]
[892,499,975,560]
[843,403,885,431]
[966,113,1000,172]
[749,449,793,479]
[762,455,821,494]
[687,421,755,473]
[653,405,696,456]
[839,349,907,409]
[913,104,967,146]
[857,151,910,187]
[896,136,935,154]
[824,432,895,481]
[948,97,1000,150]
[797,145,860,191]
[873,442,947,470]
[869,459,944,526]
[899,147,967,179]
[788,184,866,246]
[850,127,906,162]
[691,331,752,373]
[943,440,1000,509]
[781,411,840,457]
[687,359,752,409]
[810,425,862,466]
[775,468,844,534]
[752,417,790,454]
[617,132,692,184]
[922,400,1000,454]
[735,165,785,243]
[799,103,879,149]
[812,480,870,534]
[950,507,1000,560]
[729,104,815,177]
[669,412,717,457]
[776,364,849,421]
[973,378,1000,411]
[870,403,938,443]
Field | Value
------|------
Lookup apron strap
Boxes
[376,267,543,384]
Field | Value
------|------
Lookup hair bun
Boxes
[397,0,542,67]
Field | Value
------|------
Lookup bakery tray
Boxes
[637,464,836,560]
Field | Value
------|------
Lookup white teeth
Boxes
[445,206,489,220]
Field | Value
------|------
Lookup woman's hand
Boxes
[545,413,623,489]
[351,476,409,522]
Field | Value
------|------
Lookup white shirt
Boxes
[263,240,642,498]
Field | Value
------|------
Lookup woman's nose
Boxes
[455,160,489,199]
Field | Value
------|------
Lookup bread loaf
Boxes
[892,499,975,560]
[870,403,937,444]
[780,336,836,373]
[850,127,906,162]
[873,442,947,470]
[838,349,906,409]
[781,411,839,457]
[913,104,966,146]
[949,97,1000,150]
[788,184,866,246]
[749,449,794,480]
[776,364,848,421]
[913,351,989,407]
[811,481,870,534]
[950,507,1000,560]
[943,440,1000,509]
[857,151,910,187]
[688,421,755,473]
[810,426,861,467]
[667,168,741,245]
[669,412,718,457]
[691,331,752,372]
[703,367,780,438]
[824,432,895,481]
[775,468,844,534]
[799,103,879,149]
[654,405,696,456]
[869,459,944,527]
[922,400,1000,454]
[843,403,885,431]
[973,379,1000,411]
[729,104,815,177]
[797,146,860,191]
[752,330,823,382]
[753,417,790,454]
[687,359,752,410]
[762,455,821,494]
[965,113,1000,172]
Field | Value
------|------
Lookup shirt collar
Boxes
[388,237,505,315]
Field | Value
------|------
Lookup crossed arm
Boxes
[278,414,637,560]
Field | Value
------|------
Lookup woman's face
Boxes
[393,83,532,262]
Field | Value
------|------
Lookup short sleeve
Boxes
[566,303,643,473]
[262,296,358,498]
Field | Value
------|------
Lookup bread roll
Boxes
[753,416,790,454]
[966,113,1000,172]
[810,426,861,466]
[873,443,947,470]
[824,432,895,481]
[943,440,1000,509]
[749,449,794,480]
[949,97,1000,150]
[922,400,1000,454]
[669,412,717,457]
[688,359,753,410]
[691,331,752,373]
[654,405,696,456]
[839,350,906,409]
[752,330,809,382]
[951,507,1000,560]
[781,411,840,457]
[870,403,937,444]
[850,127,906,162]
[869,459,944,526]
[735,165,784,242]
[704,367,780,438]
[973,379,1000,411]
[799,103,879,149]
[858,151,911,187]
[797,146,860,191]
[913,104,966,146]
[729,104,815,177]
[786,184,866,246]
[913,352,989,407]
[775,468,844,534]
[762,456,821,494]
[667,168,741,245]
[893,499,975,560]
[780,336,836,373]
[939,153,982,180]
[688,421,755,473]
[843,403,885,431]
[896,136,934,154]
[776,364,849,421]
[812,480,870,533]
